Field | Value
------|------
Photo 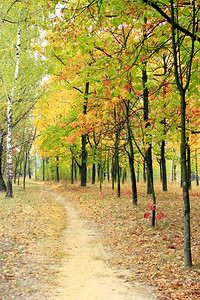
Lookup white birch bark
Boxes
[6,27,21,197]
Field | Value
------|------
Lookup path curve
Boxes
[45,189,157,300]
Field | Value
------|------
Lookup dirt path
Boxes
[45,189,157,300]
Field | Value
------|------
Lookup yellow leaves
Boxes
[31,44,42,52]
[33,86,77,129]
[32,81,79,156]
[121,89,129,98]
[102,97,121,110]
[112,96,120,105]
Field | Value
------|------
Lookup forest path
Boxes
[45,188,157,300]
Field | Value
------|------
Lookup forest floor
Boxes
[0,182,66,300]
[52,180,200,300]
[0,180,199,299]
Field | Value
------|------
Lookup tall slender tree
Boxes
[170,0,198,267]
[5,27,20,197]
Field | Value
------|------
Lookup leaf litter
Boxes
[0,180,199,300]
[0,182,66,300]
[53,180,200,300]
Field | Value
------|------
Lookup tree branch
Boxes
[142,0,200,42]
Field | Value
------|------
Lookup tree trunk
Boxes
[23,152,28,190]
[128,154,137,205]
[18,159,23,186]
[195,147,199,186]
[42,158,45,181]
[56,156,59,182]
[116,136,120,198]
[111,152,116,183]
[107,154,110,182]
[71,156,74,184]
[146,145,153,195]
[180,92,192,267]
[143,161,146,182]
[81,81,89,187]
[161,140,167,191]
[0,132,6,191]
[17,173,20,186]
[186,142,191,189]
[111,156,115,190]
[170,0,194,267]
[174,164,177,182]
[28,153,31,179]
[6,28,21,198]
[6,93,14,195]
[115,124,120,197]
[137,157,140,183]
[74,163,77,181]
[122,153,127,184]
[99,162,103,192]
[81,134,87,186]
[142,61,153,195]
[127,120,137,204]
[92,163,95,184]
[34,152,37,180]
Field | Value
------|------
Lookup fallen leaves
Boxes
[54,180,200,300]
[0,183,66,299]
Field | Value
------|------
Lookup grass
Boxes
[53,179,200,300]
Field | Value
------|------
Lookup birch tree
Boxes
[5,27,20,197]
[0,0,48,196]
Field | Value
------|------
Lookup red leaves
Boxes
[159,212,165,219]
[155,213,165,221]
[147,203,156,211]
[144,204,165,221]
[144,212,150,218]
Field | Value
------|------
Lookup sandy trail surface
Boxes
[46,189,157,300]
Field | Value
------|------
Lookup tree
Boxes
[170,0,198,267]
[4,27,21,197]
[0,0,50,196]
[0,128,6,191]
[141,0,200,43]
